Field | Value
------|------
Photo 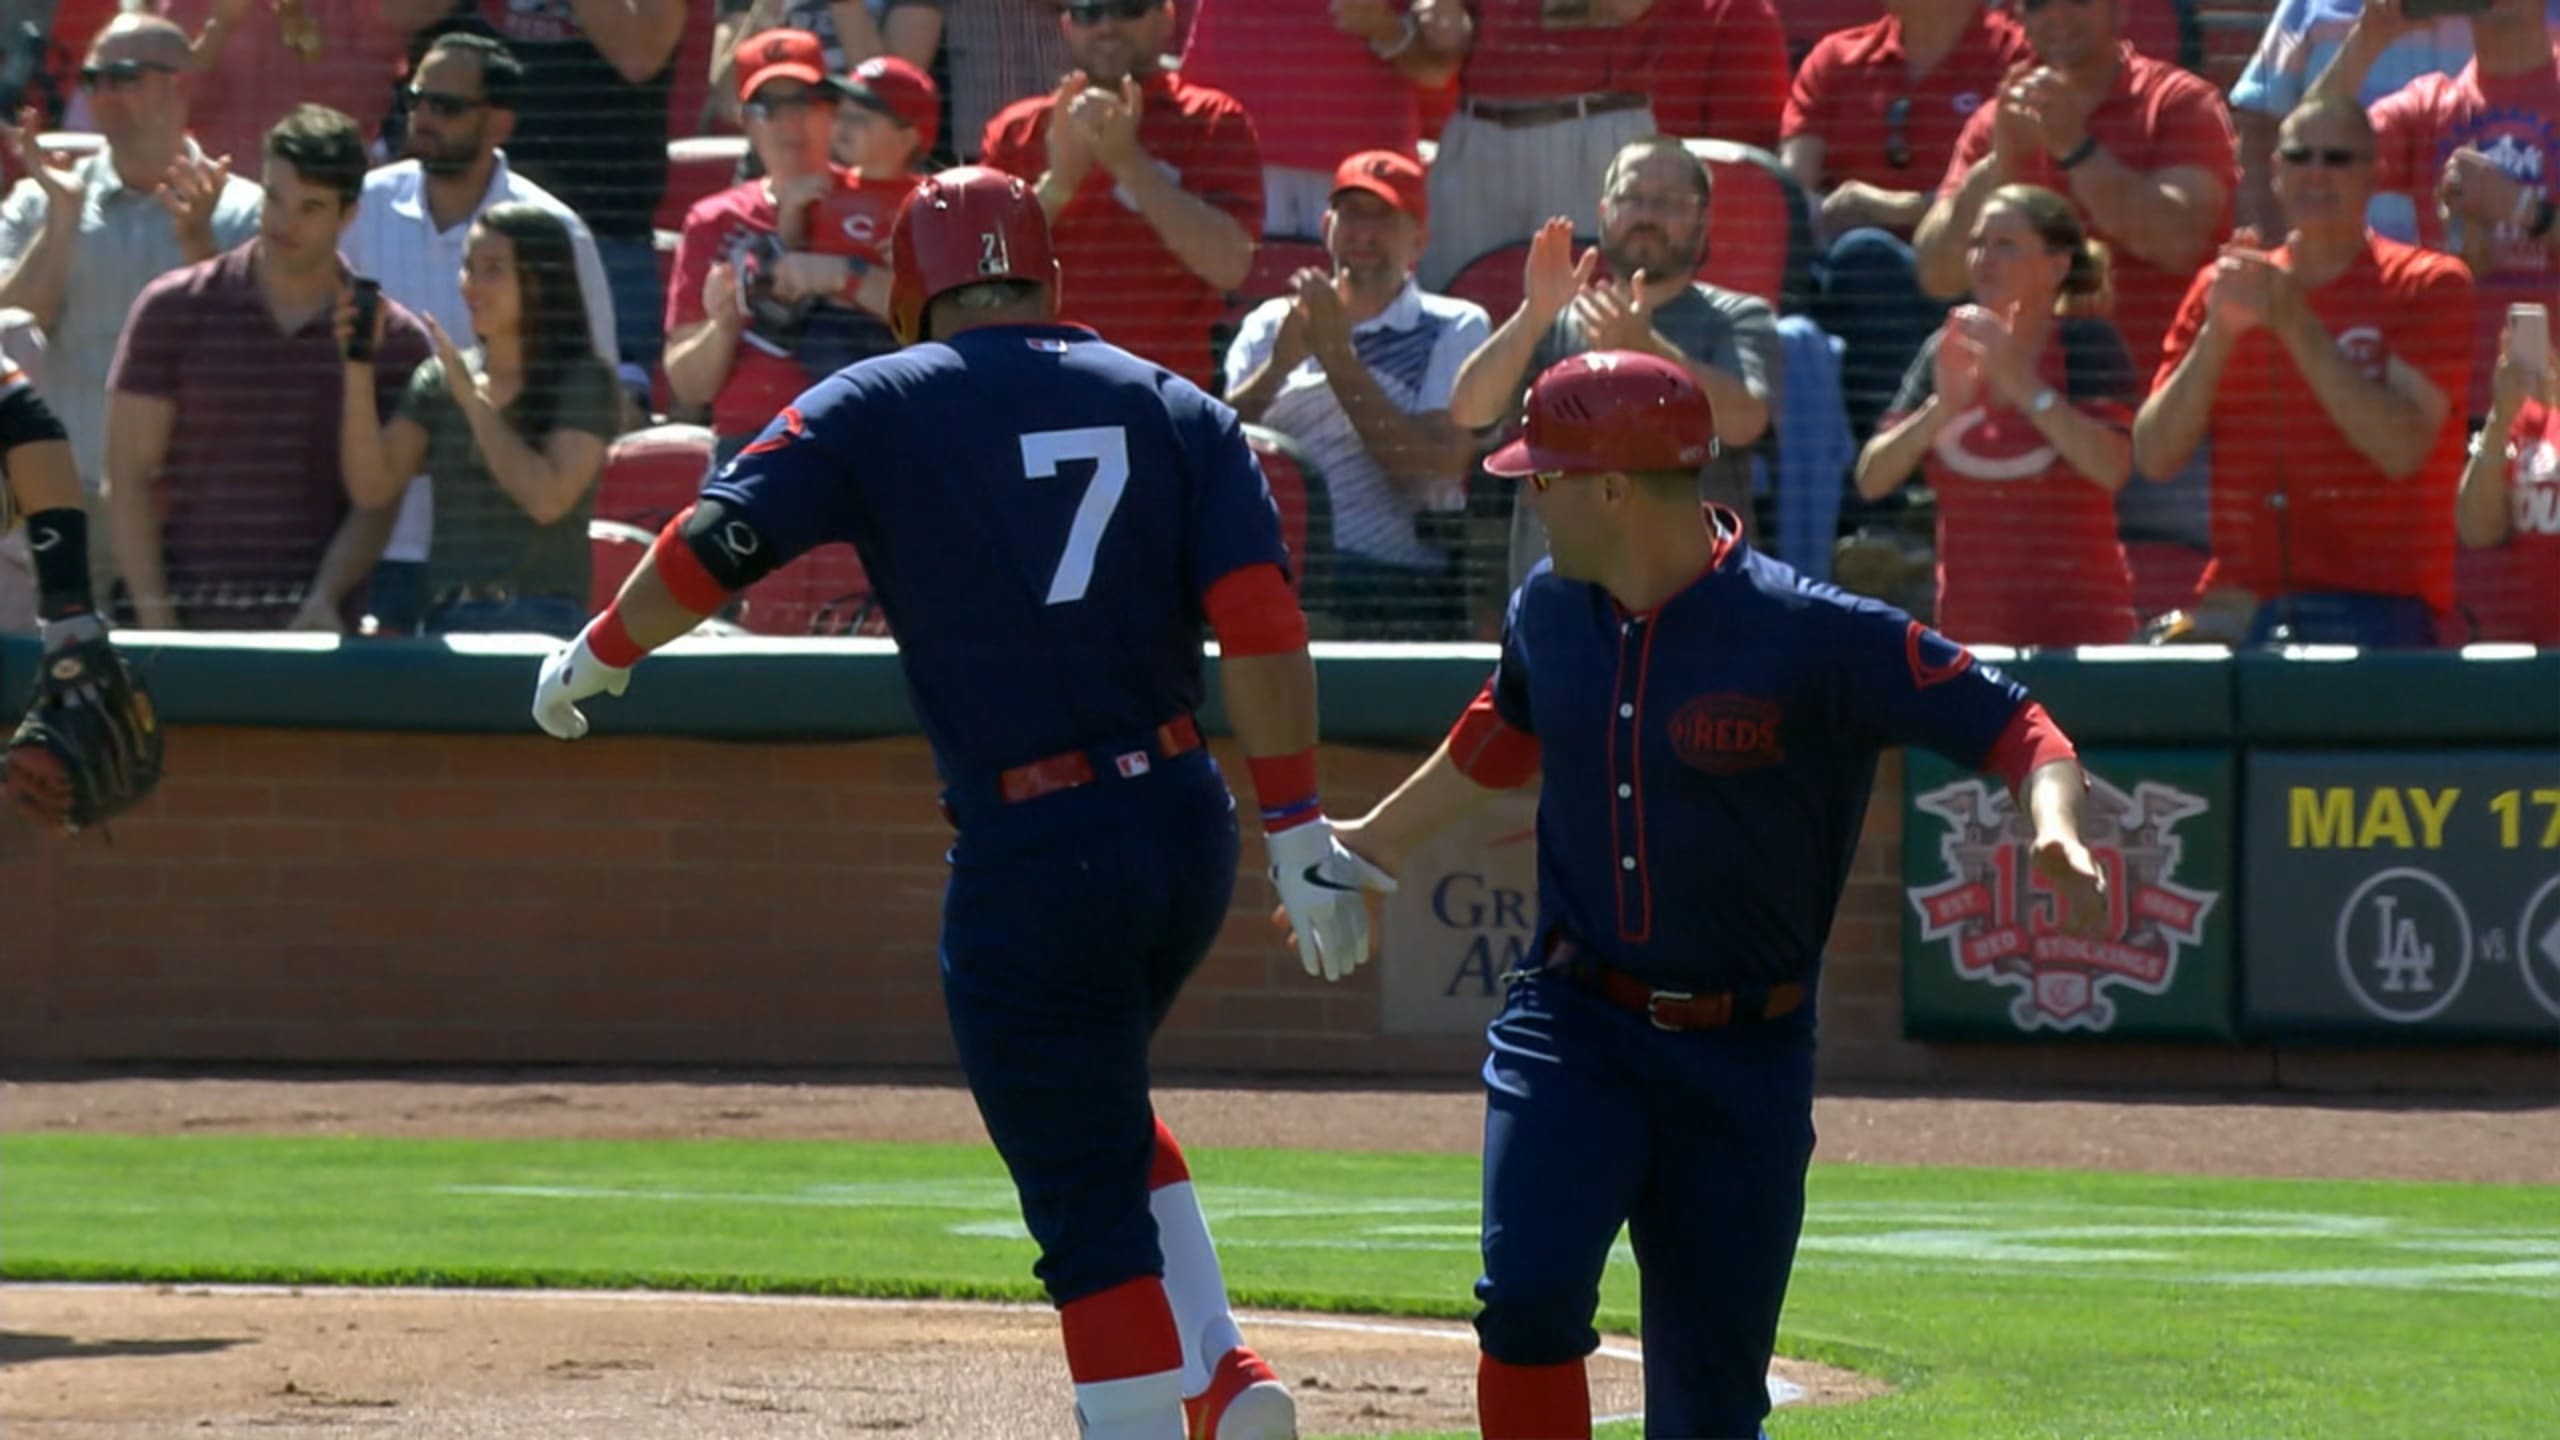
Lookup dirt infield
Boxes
[4,1070,2557,1438]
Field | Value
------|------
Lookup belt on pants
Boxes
[1460,91,1649,129]
[1538,932,1806,1032]
[992,714,1205,807]
[431,582,563,608]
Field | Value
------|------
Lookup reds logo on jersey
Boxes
[1666,694,1785,775]
[2335,325,2388,381]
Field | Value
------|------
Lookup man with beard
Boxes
[0,12,260,612]
[1225,150,1490,637]
[979,0,1262,388]
[341,30,618,630]
[1449,135,1780,593]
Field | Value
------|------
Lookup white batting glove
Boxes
[532,628,632,741]
[1267,818,1399,982]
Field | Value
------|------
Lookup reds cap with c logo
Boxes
[1483,350,1717,477]
[844,55,941,156]
[738,29,832,102]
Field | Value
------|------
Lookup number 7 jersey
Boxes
[700,323,1292,779]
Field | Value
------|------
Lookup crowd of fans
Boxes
[0,0,2551,649]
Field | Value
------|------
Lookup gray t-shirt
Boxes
[1507,281,1782,588]
[401,352,622,600]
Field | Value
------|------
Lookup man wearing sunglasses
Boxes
[980,0,1262,388]
[1784,0,2033,436]
[1334,349,2105,1440]
[2306,0,2560,422]
[2133,96,2473,648]
[0,13,260,613]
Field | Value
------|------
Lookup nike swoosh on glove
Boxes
[1266,818,1399,982]
[532,631,632,741]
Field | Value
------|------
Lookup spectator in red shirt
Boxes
[2456,319,2560,644]
[1856,183,2139,646]
[1182,0,1427,240]
[163,0,452,167]
[2133,96,2471,648]
[979,0,1262,388]
[665,30,891,465]
[1786,0,2034,436]
[103,104,432,632]
[1649,0,1789,152]
[2307,0,2560,421]
[1914,0,2235,386]
[1404,0,1689,290]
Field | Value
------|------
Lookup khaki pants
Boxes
[1416,104,1658,292]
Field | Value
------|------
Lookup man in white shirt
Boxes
[338,31,617,630]
[1225,151,1489,639]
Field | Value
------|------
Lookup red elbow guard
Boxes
[1447,681,1540,789]
[1203,564,1309,657]
[1985,701,2080,792]
[653,505,734,617]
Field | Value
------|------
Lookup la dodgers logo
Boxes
[1909,774,2220,1032]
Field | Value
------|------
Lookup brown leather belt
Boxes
[996,714,1203,805]
[1461,91,1650,129]
[1543,934,1806,1032]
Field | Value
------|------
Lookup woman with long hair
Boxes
[1855,183,2141,648]
[340,202,622,637]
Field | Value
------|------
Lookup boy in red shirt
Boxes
[2133,97,2472,647]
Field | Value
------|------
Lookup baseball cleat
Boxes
[1186,1345,1296,1440]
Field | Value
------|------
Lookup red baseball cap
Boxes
[1331,150,1428,223]
[737,29,832,103]
[844,55,941,156]
[1484,351,1716,477]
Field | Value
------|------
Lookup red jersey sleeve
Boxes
[1778,28,1842,146]
[1663,0,1785,150]
[2149,260,2216,393]
[1938,100,1997,201]
[2395,250,2477,411]
[978,101,1046,184]
[2367,78,2436,200]
[2148,70,2240,198]
[1188,92,1267,236]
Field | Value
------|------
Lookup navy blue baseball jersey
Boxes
[702,323,1289,780]
[1489,517,2029,995]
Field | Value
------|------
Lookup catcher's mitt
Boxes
[3,633,164,833]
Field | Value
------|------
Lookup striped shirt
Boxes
[1224,278,1489,569]
[0,143,263,494]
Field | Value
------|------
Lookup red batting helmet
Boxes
[1483,350,1716,478]
[889,166,1059,346]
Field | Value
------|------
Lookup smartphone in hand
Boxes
[345,277,381,363]
[2510,302,2550,376]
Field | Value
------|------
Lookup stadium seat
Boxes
[595,423,714,532]
[1684,139,1818,316]
[1242,424,1336,612]
[656,136,749,235]
[2125,539,2212,624]
[2453,544,2542,644]
[1443,237,1595,325]
[587,517,656,614]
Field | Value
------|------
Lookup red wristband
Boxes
[587,608,647,669]
[1247,750,1321,833]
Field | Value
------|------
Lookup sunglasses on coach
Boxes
[78,60,178,92]
[1064,0,1160,24]
[2277,144,2371,168]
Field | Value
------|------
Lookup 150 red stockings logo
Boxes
[1908,775,2220,1032]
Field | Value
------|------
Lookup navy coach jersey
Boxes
[1493,516,2030,996]
[702,324,1290,779]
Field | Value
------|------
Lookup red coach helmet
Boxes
[889,166,1059,345]
[1484,350,1716,478]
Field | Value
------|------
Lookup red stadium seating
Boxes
[587,518,656,614]
[1243,423,1334,608]
[595,423,713,531]
[656,136,749,236]
[2453,544,2543,644]
[1685,139,1817,315]
[666,1,726,139]
[1443,238,1594,326]
[735,543,886,636]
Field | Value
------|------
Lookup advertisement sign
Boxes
[2242,752,2560,1041]
[1903,750,2237,1039]
[1379,787,1541,1035]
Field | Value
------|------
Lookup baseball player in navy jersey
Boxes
[1331,352,2110,1439]
[531,167,1385,1440]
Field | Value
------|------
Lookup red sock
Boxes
[1479,1353,1591,1440]
[1060,1276,1184,1383]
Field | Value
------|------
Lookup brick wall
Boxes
[0,725,2545,1091]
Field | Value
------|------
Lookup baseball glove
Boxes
[3,631,164,833]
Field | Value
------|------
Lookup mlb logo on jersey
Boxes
[1114,751,1153,779]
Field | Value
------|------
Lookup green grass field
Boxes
[4,1133,2555,1439]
